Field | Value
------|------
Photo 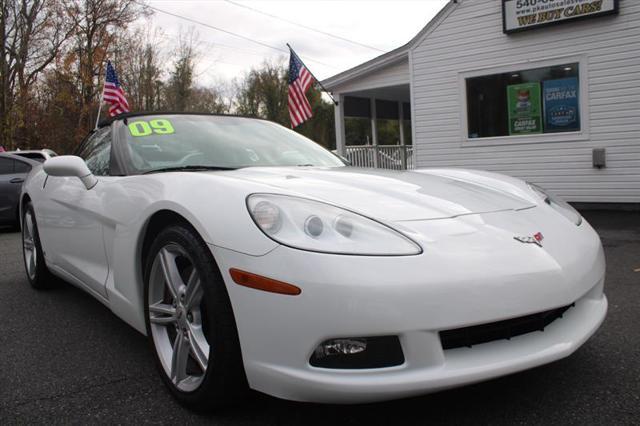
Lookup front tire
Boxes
[143,224,247,411]
[22,202,55,289]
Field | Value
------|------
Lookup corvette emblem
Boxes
[514,232,544,247]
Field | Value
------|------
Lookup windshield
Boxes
[121,115,345,172]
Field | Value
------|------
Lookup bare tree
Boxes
[233,60,334,147]
[233,74,259,117]
[164,27,199,111]
[187,86,229,114]
[64,0,146,137]
[0,0,74,149]
[32,64,82,153]
[112,24,165,111]
[0,1,335,154]
[234,60,288,125]
[0,0,18,149]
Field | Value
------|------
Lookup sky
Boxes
[141,0,449,86]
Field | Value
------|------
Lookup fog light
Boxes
[315,338,367,358]
[310,336,404,369]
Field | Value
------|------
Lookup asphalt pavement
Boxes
[0,210,638,425]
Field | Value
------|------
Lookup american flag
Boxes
[102,61,130,117]
[288,49,315,128]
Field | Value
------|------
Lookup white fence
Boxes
[344,145,414,170]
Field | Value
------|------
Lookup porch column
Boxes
[399,101,407,169]
[398,101,405,146]
[334,93,346,156]
[370,97,378,168]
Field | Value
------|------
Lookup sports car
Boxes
[20,113,607,410]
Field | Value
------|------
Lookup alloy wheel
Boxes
[23,210,37,281]
[148,244,209,392]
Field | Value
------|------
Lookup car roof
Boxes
[97,111,268,128]
[0,152,42,165]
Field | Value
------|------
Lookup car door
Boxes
[0,157,30,224]
[38,128,112,298]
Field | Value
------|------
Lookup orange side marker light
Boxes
[229,268,302,296]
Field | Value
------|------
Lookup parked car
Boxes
[20,113,607,411]
[0,153,39,228]
[7,149,57,163]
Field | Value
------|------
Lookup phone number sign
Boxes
[503,0,618,34]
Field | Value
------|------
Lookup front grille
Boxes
[440,304,574,350]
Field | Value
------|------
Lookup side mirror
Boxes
[43,156,98,190]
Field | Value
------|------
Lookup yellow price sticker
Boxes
[128,119,175,137]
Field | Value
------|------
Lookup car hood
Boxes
[219,167,535,221]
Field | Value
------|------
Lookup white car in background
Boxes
[8,149,57,163]
[20,113,607,411]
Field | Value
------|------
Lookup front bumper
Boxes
[212,209,607,403]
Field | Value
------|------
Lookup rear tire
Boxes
[22,202,55,289]
[143,223,248,412]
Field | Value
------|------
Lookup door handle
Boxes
[10,177,25,184]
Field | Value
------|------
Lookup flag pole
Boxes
[286,44,338,105]
[94,59,107,130]
[95,91,104,130]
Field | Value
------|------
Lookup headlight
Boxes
[528,183,582,226]
[247,194,422,255]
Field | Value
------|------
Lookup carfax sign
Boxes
[543,77,580,132]
[503,0,618,34]
[507,82,542,135]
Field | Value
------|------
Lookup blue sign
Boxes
[543,77,580,132]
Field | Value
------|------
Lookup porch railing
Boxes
[344,145,414,170]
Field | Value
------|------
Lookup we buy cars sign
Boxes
[503,0,618,34]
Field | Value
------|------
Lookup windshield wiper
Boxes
[143,165,237,174]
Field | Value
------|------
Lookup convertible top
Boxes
[0,152,43,166]
[97,111,267,129]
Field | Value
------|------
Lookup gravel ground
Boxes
[0,210,638,425]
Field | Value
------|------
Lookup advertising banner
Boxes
[507,82,542,135]
[543,77,580,132]
[503,0,618,34]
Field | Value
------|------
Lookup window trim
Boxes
[457,55,589,148]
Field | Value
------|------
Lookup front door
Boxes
[38,128,113,298]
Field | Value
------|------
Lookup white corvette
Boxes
[21,113,607,410]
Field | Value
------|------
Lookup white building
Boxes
[323,0,640,205]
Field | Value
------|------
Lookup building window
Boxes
[466,62,580,139]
